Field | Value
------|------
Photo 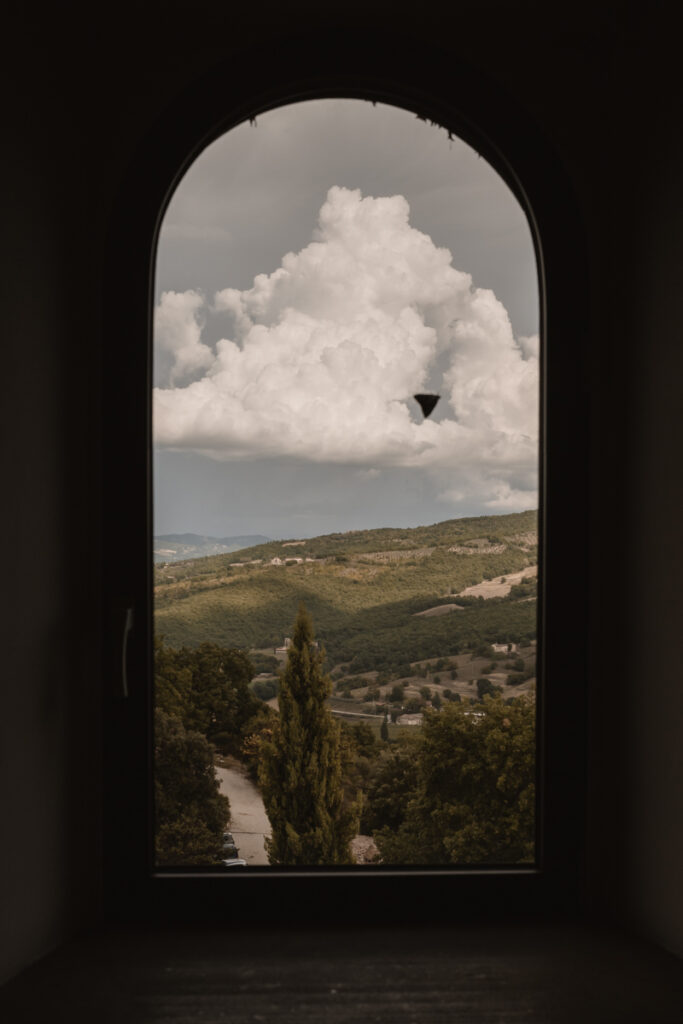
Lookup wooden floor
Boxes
[2,921,683,1023]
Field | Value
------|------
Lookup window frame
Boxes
[102,34,589,925]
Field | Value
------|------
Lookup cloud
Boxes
[153,187,538,509]
[154,290,213,386]
[483,482,538,510]
[518,333,540,360]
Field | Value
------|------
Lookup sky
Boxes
[153,99,539,540]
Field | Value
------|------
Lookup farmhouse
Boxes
[397,713,423,727]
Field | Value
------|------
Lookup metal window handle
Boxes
[121,606,134,699]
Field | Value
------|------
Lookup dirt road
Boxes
[215,763,271,866]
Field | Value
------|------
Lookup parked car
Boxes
[221,858,247,868]
[222,832,239,858]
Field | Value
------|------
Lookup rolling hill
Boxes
[154,510,538,677]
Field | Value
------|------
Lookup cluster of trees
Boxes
[327,598,536,678]
[250,677,279,702]
[155,637,266,755]
[250,605,536,867]
[368,697,536,864]
[154,709,229,866]
[154,599,536,869]
[154,636,273,865]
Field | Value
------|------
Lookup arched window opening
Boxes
[152,98,540,871]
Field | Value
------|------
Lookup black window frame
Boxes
[102,32,589,926]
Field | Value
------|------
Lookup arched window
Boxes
[152,99,541,872]
[103,41,589,922]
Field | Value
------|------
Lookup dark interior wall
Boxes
[0,34,102,983]
[2,0,682,984]
[618,50,683,955]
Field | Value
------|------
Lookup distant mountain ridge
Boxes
[154,533,271,563]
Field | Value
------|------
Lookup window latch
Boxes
[121,606,134,699]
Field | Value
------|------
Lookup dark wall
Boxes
[0,25,102,982]
[2,0,682,984]
[617,47,683,954]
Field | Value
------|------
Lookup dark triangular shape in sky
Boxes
[413,393,440,419]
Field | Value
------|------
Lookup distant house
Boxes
[492,642,518,654]
[270,557,284,566]
[397,713,423,727]
[275,637,319,654]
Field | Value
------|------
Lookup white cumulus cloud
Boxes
[154,289,213,386]
[153,187,538,509]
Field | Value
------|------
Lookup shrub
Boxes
[390,683,405,703]
[251,678,279,702]
[476,678,501,700]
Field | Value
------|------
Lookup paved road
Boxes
[215,764,271,865]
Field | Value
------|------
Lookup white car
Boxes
[221,857,247,867]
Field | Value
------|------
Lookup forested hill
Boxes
[156,510,537,576]
[154,511,538,675]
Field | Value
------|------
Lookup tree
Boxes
[155,637,260,755]
[477,677,500,700]
[154,709,229,866]
[251,677,279,702]
[389,683,405,703]
[380,717,389,742]
[258,604,358,865]
[374,695,535,865]
[362,733,421,834]
[339,722,380,830]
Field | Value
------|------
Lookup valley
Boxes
[155,509,538,721]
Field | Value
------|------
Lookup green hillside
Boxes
[154,510,538,676]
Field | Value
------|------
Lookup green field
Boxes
[155,510,538,680]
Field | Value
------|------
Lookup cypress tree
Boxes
[259,603,357,865]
